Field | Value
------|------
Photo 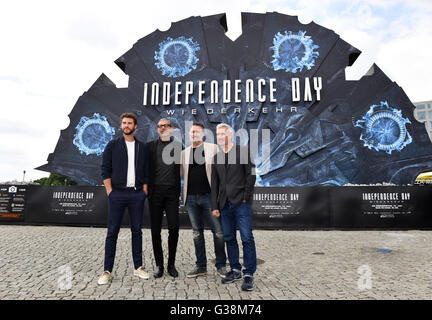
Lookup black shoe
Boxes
[221,269,242,284]
[241,275,254,291]
[153,266,164,279]
[168,265,179,278]
[187,266,207,278]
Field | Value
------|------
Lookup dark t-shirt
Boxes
[187,144,211,194]
[225,151,229,169]
[155,139,176,186]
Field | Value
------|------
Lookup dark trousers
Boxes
[149,185,179,268]
[104,188,145,272]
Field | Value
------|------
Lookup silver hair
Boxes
[158,118,172,125]
[216,123,233,134]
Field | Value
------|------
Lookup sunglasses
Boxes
[158,124,172,128]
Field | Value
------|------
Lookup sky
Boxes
[0,0,431,182]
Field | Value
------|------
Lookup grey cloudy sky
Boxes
[0,0,431,182]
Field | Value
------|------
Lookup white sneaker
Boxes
[97,271,112,285]
[134,266,150,280]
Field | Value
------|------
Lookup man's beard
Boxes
[160,131,171,138]
[122,128,135,135]
[192,138,203,145]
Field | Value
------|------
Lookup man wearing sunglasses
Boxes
[146,118,182,278]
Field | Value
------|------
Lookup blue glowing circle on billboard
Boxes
[154,36,200,78]
[73,113,115,156]
[270,30,319,73]
[354,101,412,154]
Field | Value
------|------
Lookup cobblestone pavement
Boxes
[0,225,431,300]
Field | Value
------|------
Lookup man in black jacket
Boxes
[98,112,150,285]
[211,123,257,291]
[146,118,182,278]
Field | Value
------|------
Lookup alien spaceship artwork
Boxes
[37,12,432,186]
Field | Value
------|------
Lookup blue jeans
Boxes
[104,188,145,272]
[220,201,257,276]
[185,194,226,269]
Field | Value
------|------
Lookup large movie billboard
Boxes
[37,12,432,187]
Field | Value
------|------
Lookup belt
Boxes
[114,187,140,191]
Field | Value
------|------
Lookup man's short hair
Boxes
[121,112,138,125]
[192,122,204,129]
[158,118,172,126]
[216,123,233,134]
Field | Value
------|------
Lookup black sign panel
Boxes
[329,186,432,228]
[23,186,188,228]
[25,186,108,225]
[1,185,430,229]
[0,185,27,221]
[251,186,330,228]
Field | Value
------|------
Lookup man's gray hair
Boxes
[158,117,172,125]
[216,123,233,134]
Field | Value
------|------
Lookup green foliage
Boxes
[34,173,77,186]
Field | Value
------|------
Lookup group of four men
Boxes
[98,113,257,291]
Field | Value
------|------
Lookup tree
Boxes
[34,173,77,186]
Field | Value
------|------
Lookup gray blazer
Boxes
[180,142,219,205]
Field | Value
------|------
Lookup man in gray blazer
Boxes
[181,122,227,278]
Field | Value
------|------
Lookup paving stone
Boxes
[0,226,431,300]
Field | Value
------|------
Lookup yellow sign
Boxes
[415,172,432,184]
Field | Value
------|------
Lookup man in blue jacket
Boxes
[98,112,150,285]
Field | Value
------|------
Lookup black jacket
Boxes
[211,145,256,211]
[146,138,182,199]
[101,137,149,189]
